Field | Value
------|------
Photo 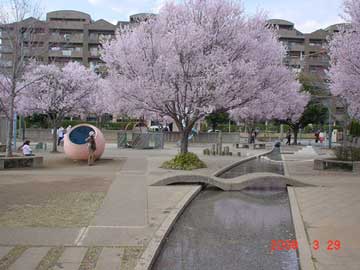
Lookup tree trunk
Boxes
[5,100,15,157]
[96,115,102,128]
[180,129,191,154]
[293,127,299,145]
[52,125,58,153]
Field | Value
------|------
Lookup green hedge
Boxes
[161,152,207,170]
[350,120,360,137]
[334,146,360,161]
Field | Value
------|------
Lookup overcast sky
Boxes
[43,0,345,33]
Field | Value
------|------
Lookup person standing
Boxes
[249,129,256,144]
[286,130,292,145]
[86,131,97,166]
[255,127,260,139]
[57,127,65,146]
[314,130,320,143]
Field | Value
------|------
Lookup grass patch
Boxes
[161,152,207,170]
[0,246,27,270]
[36,247,64,270]
[120,247,144,270]
[0,192,105,227]
[79,247,102,270]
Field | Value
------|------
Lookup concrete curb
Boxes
[288,187,315,270]
[213,148,274,177]
[134,185,202,270]
[281,152,290,177]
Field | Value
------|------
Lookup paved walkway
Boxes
[2,143,359,269]
[283,145,360,270]
[0,144,255,269]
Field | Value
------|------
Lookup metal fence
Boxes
[117,131,164,149]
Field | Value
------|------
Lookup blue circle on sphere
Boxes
[69,126,95,145]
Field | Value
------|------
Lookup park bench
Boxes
[235,143,250,149]
[235,143,266,149]
[252,143,266,149]
[0,155,43,170]
[314,159,360,174]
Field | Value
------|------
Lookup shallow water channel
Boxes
[152,148,299,270]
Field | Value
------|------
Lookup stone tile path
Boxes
[0,246,127,270]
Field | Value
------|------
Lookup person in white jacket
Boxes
[19,140,33,156]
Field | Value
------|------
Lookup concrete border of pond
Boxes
[288,187,316,270]
[151,172,312,191]
[212,147,275,177]
[138,147,315,270]
[134,185,202,270]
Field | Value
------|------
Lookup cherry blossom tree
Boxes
[231,80,309,144]
[18,61,99,152]
[102,0,301,153]
[328,0,360,120]
[0,0,42,156]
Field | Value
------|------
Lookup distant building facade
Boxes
[0,10,155,72]
[267,19,348,124]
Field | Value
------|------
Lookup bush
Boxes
[334,146,360,161]
[350,120,360,137]
[161,152,207,170]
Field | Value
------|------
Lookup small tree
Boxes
[102,0,301,154]
[0,0,42,156]
[275,70,330,144]
[205,111,230,132]
[328,0,360,121]
[19,61,99,152]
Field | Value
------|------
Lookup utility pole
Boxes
[13,112,17,151]
[328,106,332,149]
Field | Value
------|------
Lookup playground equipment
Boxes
[117,122,164,149]
[64,124,105,160]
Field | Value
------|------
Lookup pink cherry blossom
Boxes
[101,0,301,153]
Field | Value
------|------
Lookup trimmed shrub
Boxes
[334,146,360,161]
[161,152,207,170]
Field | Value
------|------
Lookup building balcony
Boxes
[284,57,301,66]
[88,34,114,44]
[307,44,327,51]
[49,33,84,43]
[22,33,48,43]
[287,43,304,52]
[0,46,12,53]
[48,48,83,58]
[305,57,330,67]
[23,47,47,57]
[48,21,87,30]
[0,60,12,67]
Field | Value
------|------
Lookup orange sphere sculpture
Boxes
[64,124,105,160]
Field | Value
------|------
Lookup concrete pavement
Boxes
[283,145,360,270]
[1,143,360,269]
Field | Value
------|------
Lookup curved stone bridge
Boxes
[151,172,312,191]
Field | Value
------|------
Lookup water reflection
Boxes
[152,189,299,270]
[220,148,284,179]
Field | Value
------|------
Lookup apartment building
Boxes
[267,19,348,124]
[0,12,349,126]
[0,10,154,72]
